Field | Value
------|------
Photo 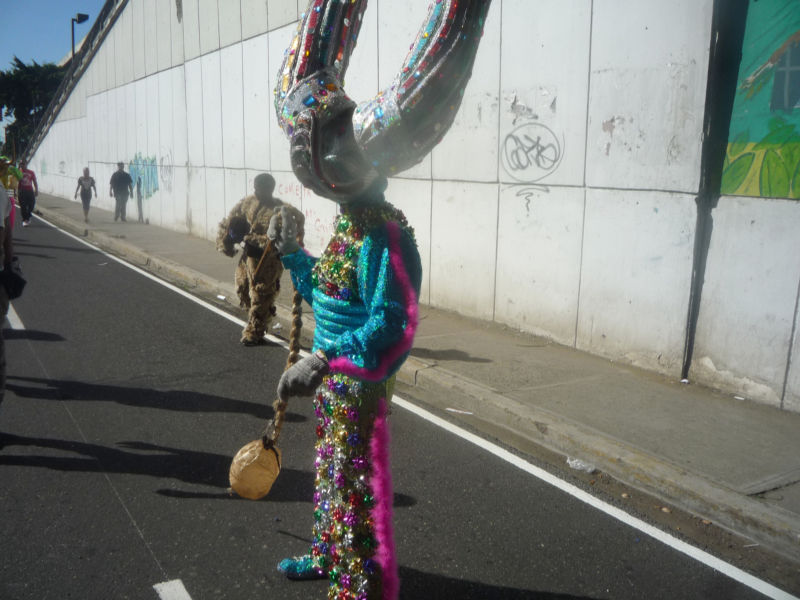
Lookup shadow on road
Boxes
[1,329,65,341]
[398,567,597,599]
[0,435,418,509]
[6,375,304,421]
[411,348,492,363]
[0,434,305,499]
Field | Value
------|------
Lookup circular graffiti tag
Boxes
[501,122,563,183]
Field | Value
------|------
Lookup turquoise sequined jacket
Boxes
[281,201,422,382]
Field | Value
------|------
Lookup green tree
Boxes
[0,56,65,158]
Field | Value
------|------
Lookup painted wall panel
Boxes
[132,0,146,80]
[269,0,298,31]
[268,26,293,173]
[187,166,207,237]
[144,0,158,75]
[376,0,431,180]
[170,165,189,231]
[184,58,205,167]
[113,86,126,163]
[384,178,432,304]
[343,2,378,103]
[135,79,148,160]
[220,45,245,169]
[105,25,117,91]
[218,0,242,48]
[171,66,189,167]
[171,0,185,66]
[86,95,97,164]
[183,0,201,61]
[201,52,224,167]
[586,0,712,193]
[199,0,220,55]
[116,6,134,86]
[96,92,110,164]
[786,325,800,412]
[95,42,108,92]
[495,185,584,346]
[158,70,174,183]
[429,181,498,320]
[157,1,172,72]
[241,0,269,40]
[223,168,247,218]
[498,0,590,188]
[577,189,696,375]
[146,75,160,159]
[432,0,501,183]
[205,167,226,239]
[273,173,303,213]
[242,35,270,170]
[299,187,339,257]
[124,82,137,160]
[692,197,800,407]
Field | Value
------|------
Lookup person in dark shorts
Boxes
[74,167,97,223]
[109,162,133,222]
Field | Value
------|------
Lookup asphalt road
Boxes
[0,218,789,600]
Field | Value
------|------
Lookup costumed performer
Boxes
[268,1,492,599]
[216,173,305,346]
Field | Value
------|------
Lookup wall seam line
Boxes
[574,0,594,348]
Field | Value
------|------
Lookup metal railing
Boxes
[23,0,128,161]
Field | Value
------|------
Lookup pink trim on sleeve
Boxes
[327,221,418,382]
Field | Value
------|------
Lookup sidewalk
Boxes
[31,193,800,562]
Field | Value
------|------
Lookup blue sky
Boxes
[0,0,108,68]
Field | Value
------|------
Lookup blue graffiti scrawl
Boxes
[129,153,159,199]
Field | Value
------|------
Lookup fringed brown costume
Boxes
[216,174,304,345]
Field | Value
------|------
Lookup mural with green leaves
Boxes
[723,117,800,198]
[721,1,800,199]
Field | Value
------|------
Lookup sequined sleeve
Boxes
[325,222,422,380]
[281,249,319,306]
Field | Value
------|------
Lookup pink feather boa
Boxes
[369,396,398,600]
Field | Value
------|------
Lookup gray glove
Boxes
[267,206,301,255]
[277,352,330,401]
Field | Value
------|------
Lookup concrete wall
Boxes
[29,0,800,412]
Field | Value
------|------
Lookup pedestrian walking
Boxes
[216,173,304,345]
[74,167,97,223]
[16,160,38,227]
[109,162,133,222]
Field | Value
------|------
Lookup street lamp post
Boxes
[71,13,89,60]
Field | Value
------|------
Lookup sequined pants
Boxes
[311,373,396,600]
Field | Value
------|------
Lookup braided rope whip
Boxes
[262,287,303,449]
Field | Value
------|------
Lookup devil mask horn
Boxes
[275,0,492,201]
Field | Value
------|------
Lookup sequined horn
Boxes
[354,0,492,177]
[275,0,492,200]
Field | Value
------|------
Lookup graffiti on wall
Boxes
[159,149,174,193]
[501,121,563,184]
[721,2,800,198]
[129,152,159,199]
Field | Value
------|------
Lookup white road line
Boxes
[32,214,292,351]
[395,397,798,600]
[38,213,797,600]
[153,580,193,600]
[6,304,25,330]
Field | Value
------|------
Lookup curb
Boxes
[37,206,800,562]
[398,357,800,561]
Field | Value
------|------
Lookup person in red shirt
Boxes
[17,160,38,227]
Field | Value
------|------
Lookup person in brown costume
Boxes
[216,173,304,345]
